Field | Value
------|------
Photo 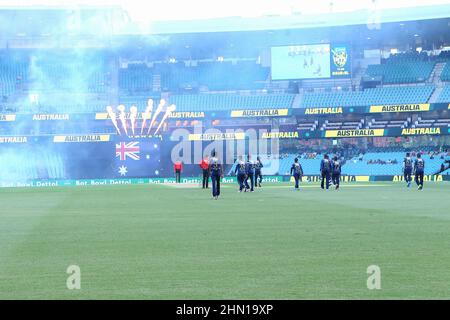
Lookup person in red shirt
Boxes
[174,160,183,183]
[199,156,210,189]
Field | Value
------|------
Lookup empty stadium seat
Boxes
[440,62,450,82]
[170,94,295,111]
[437,85,450,102]
[301,85,435,108]
[365,52,434,84]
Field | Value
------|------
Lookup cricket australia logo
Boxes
[332,47,348,68]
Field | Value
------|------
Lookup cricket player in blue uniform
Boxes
[290,158,303,190]
[209,151,223,200]
[244,154,255,192]
[403,152,413,188]
[320,154,332,190]
[331,156,342,190]
[254,156,264,188]
[414,153,425,190]
[234,156,247,192]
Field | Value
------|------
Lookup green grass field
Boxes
[0,182,449,299]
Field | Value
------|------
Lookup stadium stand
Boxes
[119,63,154,94]
[118,95,161,110]
[366,62,435,83]
[170,93,295,111]
[440,62,450,82]
[320,119,365,130]
[367,118,410,129]
[0,54,28,97]
[342,151,449,176]
[194,61,269,91]
[301,85,435,108]
[226,147,450,177]
[27,52,109,93]
[297,120,318,131]
[137,60,269,92]
[269,151,450,176]
[436,85,450,102]
[413,117,450,129]
[0,49,447,114]
[366,52,434,84]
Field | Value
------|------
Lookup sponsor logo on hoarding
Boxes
[95,112,152,120]
[0,114,16,122]
[231,109,289,117]
[53,135,111,143]
[32,114,70,121]
[0,136,28,143]
[325,129,385,138]
[301,175,369,182]
[168,111,205,119]
[304,107,343,115]
[401,128,441,135]
[188,132,245,141]
[370,104,430,113]
[392,175,443,182]
[262,131,299,139]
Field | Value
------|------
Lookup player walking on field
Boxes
[320,154,332,190]
[414,153,425,190]
[244,154,255,192]
[209,151,223,200]
[291,158,303,190]
[254,156,264,188]
[403,152,413,188]
[331,156,342,190]
[235,155,247,192]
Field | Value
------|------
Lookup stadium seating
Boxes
[341,152,446,176]
[384,52,429,63]
[367,118,410,129]
[154,60,269,91]
[301,85,435,108]
[27,52,109,93]
[440,62,450,82]
[0,54,28,97]
[116,95,159,111]
[0,49,446,113]
[297,121,318,131]
[271,151,450,176]
[437,85,450,102]
[320,119,364,131]
[366,62,435,83]
[196,61,269,91]
[170,93,295,111]
[413,117,450,129]
[365,52,434,84]
[0,150,65,181]
[119,63,154,94]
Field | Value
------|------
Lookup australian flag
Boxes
[114,137,161,178]
[116,142,140,161]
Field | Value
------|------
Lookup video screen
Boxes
[271,44,331,80]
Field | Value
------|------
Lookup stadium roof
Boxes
[0,1,449,35]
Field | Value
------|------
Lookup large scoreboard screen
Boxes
[271,44,351,80]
